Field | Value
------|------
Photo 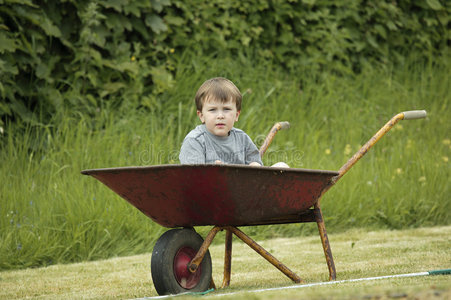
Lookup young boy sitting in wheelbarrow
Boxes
[179,77,264,166]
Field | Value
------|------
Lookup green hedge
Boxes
[0,0,449,127]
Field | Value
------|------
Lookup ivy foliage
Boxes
[0,0,449,126]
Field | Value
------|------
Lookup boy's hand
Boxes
[249,162,262,167]
[215,160,224,164]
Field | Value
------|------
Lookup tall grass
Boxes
[1,54,449,270]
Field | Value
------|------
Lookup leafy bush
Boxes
[0,0,175,127]
[0,0,449,128]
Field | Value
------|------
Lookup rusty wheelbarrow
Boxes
[81,110,426,295]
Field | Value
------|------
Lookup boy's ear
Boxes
[197,110,205,123]
[235,110,241,121]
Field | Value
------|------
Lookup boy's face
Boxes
[197,97,240,137]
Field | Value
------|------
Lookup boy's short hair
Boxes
[195,77,242,111]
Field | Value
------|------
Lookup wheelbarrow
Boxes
[81,110,426,295]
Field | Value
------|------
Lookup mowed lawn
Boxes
[1,226,450,299]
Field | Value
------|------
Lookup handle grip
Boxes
[402,110,427,120]
[279,121,290,130]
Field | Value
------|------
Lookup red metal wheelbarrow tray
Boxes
[81,164,338,228]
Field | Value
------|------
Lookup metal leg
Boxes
[314,204,336,280]
[221,229,233,288]
[188,226,221,272]
[225,226,303,283]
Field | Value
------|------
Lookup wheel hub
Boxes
[173,247,202,289]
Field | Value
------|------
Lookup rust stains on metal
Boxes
[333,113,404,185]
[82,165,337,227]
[314,204,336,280]
[221,229,233,288]
[225,226,303,284]
[188,226,221,273]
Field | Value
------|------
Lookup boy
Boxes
[179,77,262,166]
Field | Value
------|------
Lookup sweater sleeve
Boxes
[179,137,206,164]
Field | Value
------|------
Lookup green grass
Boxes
[0,55,450,270]
[0,226,450,299]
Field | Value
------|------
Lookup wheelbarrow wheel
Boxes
[151,228,212,295]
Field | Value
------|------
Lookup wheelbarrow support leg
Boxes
[188,226,221,273]
[221,229,233,288]
[314,204,336,280]
[226,226,303,284]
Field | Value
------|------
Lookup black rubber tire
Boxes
[151,228,212,295]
